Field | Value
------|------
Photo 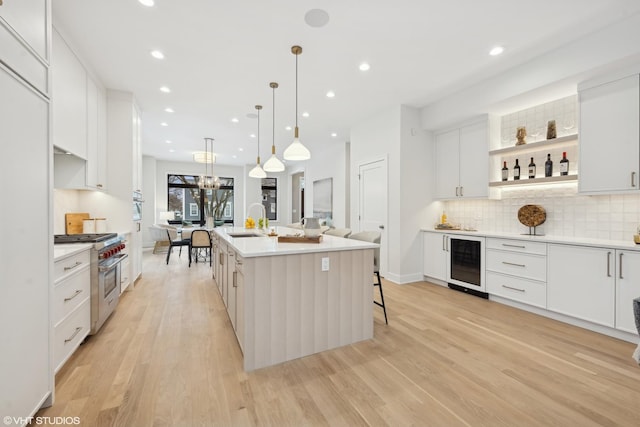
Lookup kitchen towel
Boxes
[633,297,640,365]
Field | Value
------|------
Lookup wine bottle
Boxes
[545,153,553,177]
[560,151,569,176]
[528,157,536,179]
[513,159,520,180]
[501,161,508,181]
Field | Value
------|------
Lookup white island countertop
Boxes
[53,243,93,261]
[212,226,378,258]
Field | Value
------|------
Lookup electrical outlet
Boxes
[321,257,330,271]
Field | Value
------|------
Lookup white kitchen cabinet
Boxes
[547,244,615,327]
[132,104,143,193]
[486,238,547,308]
[0,0,49,95]
[434,120,489,199]
[235,257,245,352]
[120,235,131,292]
[423,231,448,281]
[86,75,108,190]
[0,63,52,419]
[52,28,87,159]
[227,249,237,328]
[579,74,640,194]
[615,250,640,334]
[53,248,90,373]
[130,223,142,285]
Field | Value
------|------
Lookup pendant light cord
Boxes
[272,85,276,149]
[295,52,298,129]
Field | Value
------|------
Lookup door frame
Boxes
[288,166,306,224]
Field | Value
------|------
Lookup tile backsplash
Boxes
[443,185,640,241]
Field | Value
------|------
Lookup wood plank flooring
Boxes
[37,250,640,426]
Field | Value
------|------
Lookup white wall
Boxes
[142,155,156,247]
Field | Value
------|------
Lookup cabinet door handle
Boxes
[619,252,624,279]
[502,284,525,293]
[632,172,637,188]
[64,261,83,271]
[502,261,526,268]
[64,289,83,302]
[442,235,445,251]
[233,271,237,288]
[445,236,449,252]
[64,327,82,344]
[607,252,612,277]
[459,186,463,197]
[502,243,525,249]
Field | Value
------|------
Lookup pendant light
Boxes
[283,45,311,161]
[249,105,267,178]
[263,82,285,172]
[197,137,215,189]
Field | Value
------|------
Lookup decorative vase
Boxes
[214,218,224,227]
[516,126,527,146]
[546,120,557,139]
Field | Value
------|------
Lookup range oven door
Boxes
[447,235,486,291]
[92,254,127,334]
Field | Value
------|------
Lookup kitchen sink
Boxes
[227,232,263,238]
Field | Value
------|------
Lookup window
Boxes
[261,178,277,221]
[167,175,234,225]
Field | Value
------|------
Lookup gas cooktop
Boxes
[54,233,117,244]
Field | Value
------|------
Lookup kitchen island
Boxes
[211,226,378,371]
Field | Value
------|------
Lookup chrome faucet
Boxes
[247,202,267,230]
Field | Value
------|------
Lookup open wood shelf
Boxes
[489,134,578,156]
[489,174,578,187]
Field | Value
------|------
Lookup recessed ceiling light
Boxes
[165,140,172,144]
[231,118,239,123]
[326,91,335,98]
[302,112,309,118]
[331,132,337,137]
[138,0,154,7]
[150,50,165,60]
[285,126,292,131]
[489,46,504,56]
[304,9,330,28]
[159,86,171,93]
[168,149,175,153]
[359,62,370,71]
[232,155,237,159]
[250,134,256,138]
[238,147,244,152]
[160,122,168,127]
[164,107,174,113]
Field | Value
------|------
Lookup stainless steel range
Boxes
[54,233,127,334]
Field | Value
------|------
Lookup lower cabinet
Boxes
[615,250,640,334]
[53,248,91,373]
[423,232,448,281]
[548,244,615,327]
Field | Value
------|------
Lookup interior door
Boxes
[359,158,388,276]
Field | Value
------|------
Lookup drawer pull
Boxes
[502,285,525,293]
[64,261,83,271]
[502,261,526,268]
[64,289,83,302]
[607,252,612,277]
[64,327,82,344]
[619,253,624,279]
[233,271,237,288]
[502,243,526,249]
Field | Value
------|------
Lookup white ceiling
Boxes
[52,0,640,166]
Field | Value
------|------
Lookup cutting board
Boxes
[278,235,323,244]
[65,213,90,234]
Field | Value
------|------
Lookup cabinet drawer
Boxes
[487,272,546,308]
[54,298,90,373]
[487,238,547,255]
[54,250,91,282]
[53,267,90,326]
[486,249,547,281]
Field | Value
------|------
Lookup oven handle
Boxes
[98,253,128,273]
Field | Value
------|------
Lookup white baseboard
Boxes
[384,272,424,285]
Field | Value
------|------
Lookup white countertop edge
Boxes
[421,228,640,251]
[53,243,93,261]
[213,227,378,258]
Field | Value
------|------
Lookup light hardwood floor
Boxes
[38,250,640,426]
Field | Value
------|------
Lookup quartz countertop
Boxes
[53,243,93,261]
[422,228,640,251]
[212,226,378,258]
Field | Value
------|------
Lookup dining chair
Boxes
[349,231,388,324]
[190,229,212,267]
[166,228,191,265]
[324,228,352,238]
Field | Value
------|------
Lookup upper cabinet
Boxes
[579,74,640,194]
[52,28,87,159]
[434,118,491,199]
[0,0,49,95]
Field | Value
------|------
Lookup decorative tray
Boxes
[435,223,460,230]
[277,235,323,243]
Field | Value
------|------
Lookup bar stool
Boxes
[349,231,388,324]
